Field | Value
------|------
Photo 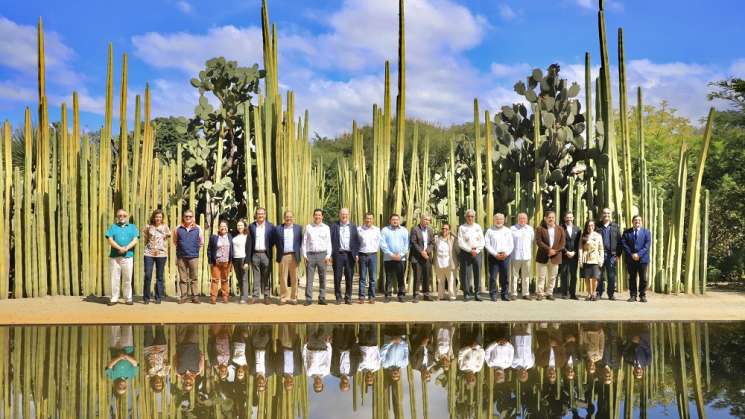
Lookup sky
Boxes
[1,0,744,137]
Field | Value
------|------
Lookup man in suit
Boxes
[273,324,303,392]
[330,208,361,305]
[560,212,580,300]
[248,207,276,305]
[535,211,566,301]
[274,210,303,305]
[621,215,652,303]
[410,214,435,302]
[597,208,623,300]
[409,324,434,382]
[331,324,359,392]
[249,325,275,393]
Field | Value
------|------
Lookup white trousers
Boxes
[110,257,134,303]
[536,263,560,296]
[510,259,532,296]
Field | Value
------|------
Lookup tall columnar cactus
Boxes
[617,28,634,223]
[392,0,406,216]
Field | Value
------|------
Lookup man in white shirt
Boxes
[357,212,381,303]
[356,325,381,388]
[302,209,332,305]
[484,213,514,301]
[484,325,514,384]
[510,213,535,300]
[249,207,276,305]
[457,324,485,387]
[511,324,534,383]
[303,325,333,393]
[457,209,485,301]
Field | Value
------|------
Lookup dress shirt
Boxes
[485,342,515,369]
[283,350,295,375]
[303,343,332,377]
[436,239,452,269]
[457,223,485,253]
[511,334,535,369]
[232,234,247,259]
[436,327,454,359]
[339,223,351,251]
[254,222,267,251]
[457,346,485,373]
[358,346,381,372]
[339,350,351,375]
[381,339,409,369]
[548,226,556,247]
[255,350,266,375]
[380,226,409,261]
[283,225,295,253]
[566,224,575,238]
[358,225,381,253]
[421,229,429,249]
[231,342,247,366]
[302,223,332,258]
[548,348,556,368]
[511,224,535,261]
[484,226,514,257]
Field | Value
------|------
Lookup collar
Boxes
[117,222,129,227]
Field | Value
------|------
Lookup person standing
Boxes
[535,211,566,301]
[207,221,233,304]
[410,214,435,302]
[510,213,534,300]
[173,210,204,304]
[232,219,250,304]
[105,209,139,306]
[380,214,409,303]
[302,209,332,305]
[304,325,333,393]
[330,208,361,305]
[357,212,381,304]
[560,212,580,300]
[248,207,276,305]
[105,325,138,397]
[434,223,459,301]
[484,213,514,302]
[457,209,485,301]
[597,208,622,300]
[275,210,303,305]
[621,215,652,303]
[579,220,604,301]
[142,209,170,304]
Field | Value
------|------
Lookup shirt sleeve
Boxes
[457,226,470,252]
[380,229,392,257]
[105,224,115,239]
[324,225,332,258]
[474,226,485,251]
[484,230,496,256]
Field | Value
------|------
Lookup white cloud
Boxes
[176,1,192,14]
[490,63,531,79]
[575,0,623,12]
[728,59,745,77]
[0,81,35,103]
[498,4,518,21]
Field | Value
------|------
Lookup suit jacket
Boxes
[536,329,567,368]
[409,325,435,370]
[621,228,652,264]
[562,224,580,257]
[535,225,566,264]
[410,224,435,264]
[272,335,303,376]
[248,221,276,262]
[330,222,361,258]
[597,221,623,257]
[331,325,360,377]
[207,233,234,265]
[273,224,303,263]
[249,326,275,377]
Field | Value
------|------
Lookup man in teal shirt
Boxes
[105,209,139,305]
[106,325,138,398]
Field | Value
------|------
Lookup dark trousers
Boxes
[487,255,509,298]
[597,254,617,298]
[232,257,249,300]
[358,253,377,299]
[384,260,406,298]
[333,251,355,301]
[144,324,167,347]
[411,258,432,297]
[251,252,271,298]
[459,251,482,298]
[560,257,578,297]
[627,262,648,298]
[143,256,167,301]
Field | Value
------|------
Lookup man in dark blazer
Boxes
[274,210,303,305]
[248,207,276,304]
[596,208,623,300]
[331,324,360,392]
[273,324,303,392]
[560,212,581,300]
[621,215,652,302]
[330,208,361,304]
[410,214,435,302]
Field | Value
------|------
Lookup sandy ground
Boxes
[0,290,744,324]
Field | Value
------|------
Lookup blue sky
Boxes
[2,0,744,136]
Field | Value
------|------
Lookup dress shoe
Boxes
[291,299,298,305]
[397,296,405,303]
[627,296,637,302]
[335,299,341,305]
[384,296,391,303]
[546,295,555,301]
[210,299,216,305]
[501,296,511,302]
[318,299,327,305]
[155,299,162,304]
[608,296,617,301]
[536,295,544,301]
[474,295,483,302]
[192,298,201,304]
[570,295,579,300]
[369,298,376,304]
[178,299,186,305]
[143,300,150,305]
[107,301,116,306]
[640,297,648,303]
[345,299,352,305]
[423,295,432,302]
[412,296,419,303]
[490,296,498,302]
[222,298,229,304]
[264,296,270,305]
[358,298,365,304]
[304,300,312,306]
[126,301,134,305]
[562,294,569,300]
[249,298,256,304]
[523,295,533,301]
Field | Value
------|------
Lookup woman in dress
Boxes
[579,220,604,301]
[142,209,171,304]
[208,220,233,304]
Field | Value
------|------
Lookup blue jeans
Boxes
[358,252,377,299]
[143,256,166,301]
[597,254,617,298]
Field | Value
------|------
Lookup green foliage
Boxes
[708,78,745,112]
[152,116,188,158]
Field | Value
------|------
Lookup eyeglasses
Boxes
[184,215,193,219]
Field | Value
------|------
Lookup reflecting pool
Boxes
[0,322,741,418]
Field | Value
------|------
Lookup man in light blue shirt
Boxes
[380,214,409,303]
[381,326,409,382]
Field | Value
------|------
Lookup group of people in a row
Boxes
[106,322,651,398]
[105,206,652,305]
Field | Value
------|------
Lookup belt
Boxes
[360,252,377,256]
[307,251,326,255]
[254,250,267,254]
[283,252,295,255]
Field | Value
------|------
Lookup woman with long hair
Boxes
[579,220,604,301]
[208,220,234,304]
[142,209,171,304]
[232,219,250,303]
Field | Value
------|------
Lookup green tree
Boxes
[152,116,189,159]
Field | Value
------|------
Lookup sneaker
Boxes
[239,299,246,304]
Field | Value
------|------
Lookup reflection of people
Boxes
[143,325,169,393]
[249,325,273,391]
[484,324,513,383]
[303,325,333,392]
[622,324,651,379]
[276,324,302,391]
[511,324,534,383]
[176,325,204,392]
[581,323,606,378]
[457,323,485,386]
[536,325,566,384]
[434,323,455,373]
[381,325,409,381]
[208,324,233,382]
[332,324,358,391]
[356,324,381,388]
[105,209,139,306]
[409,324,434,381]
[106,325,138,397]
[231,325,249,382]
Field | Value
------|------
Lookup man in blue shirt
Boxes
[105,209,139,305]
[380,214,409,303]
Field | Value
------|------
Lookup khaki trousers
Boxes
[279,254,299,301]
[510,259,532,297]
[435,268,457,300]
[109,257,134,303]
[177,257,200,300]
[536,262,560,296]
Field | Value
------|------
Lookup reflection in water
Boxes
[0,322,740,418]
